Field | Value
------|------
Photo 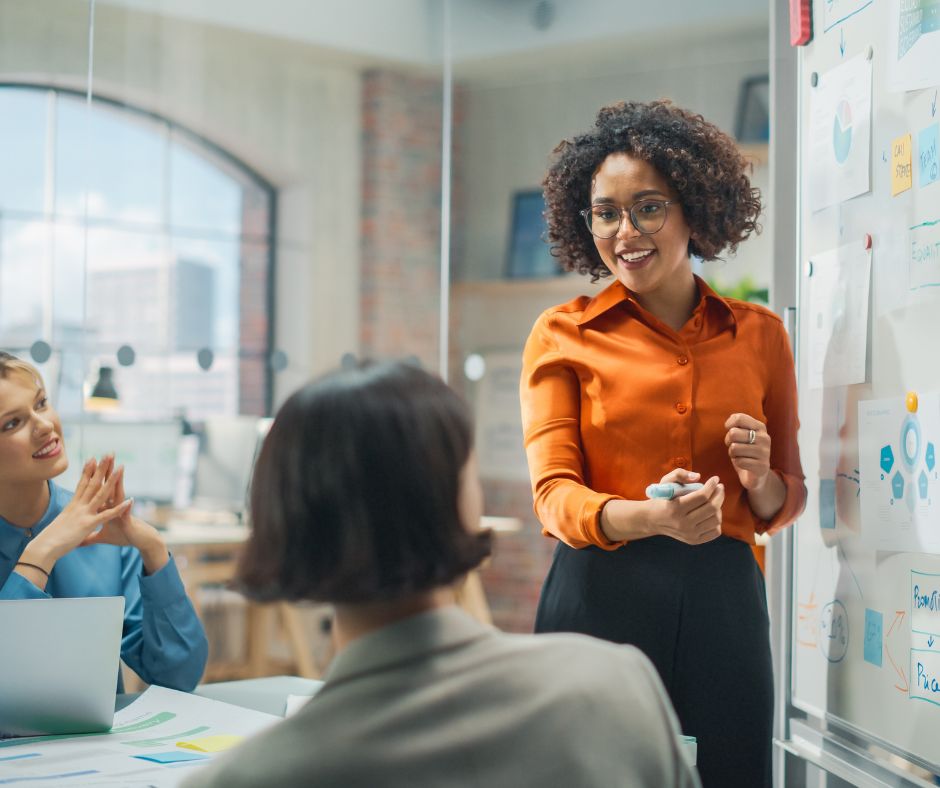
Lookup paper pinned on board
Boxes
[858,393,940,552]
[806,243,872,389]
[808,55,873,211]
[887,0,940,92]
[919,123,939,189]
[892,133,914,195]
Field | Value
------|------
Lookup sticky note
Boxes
[176,735,244,753]
[864,608,883,667]
[892,133,913,195]
[919,123,939,188]
[133,750,209,764]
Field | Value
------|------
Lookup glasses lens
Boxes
[631,200,667,234]
[586,206,621,238]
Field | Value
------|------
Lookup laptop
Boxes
[0,596,124,736]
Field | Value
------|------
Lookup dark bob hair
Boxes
[238,360,493,604]
[543,99,762,281]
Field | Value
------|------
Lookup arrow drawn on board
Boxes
[885,611,909,693]
[930,636,935,648]
[932,90,938,118]
[839,29,846,57]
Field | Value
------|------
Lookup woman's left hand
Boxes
[80,464,170,574]
[724,413,772,492]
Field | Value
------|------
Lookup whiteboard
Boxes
[793,0,940,770]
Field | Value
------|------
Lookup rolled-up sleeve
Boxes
[756,320,807,535]
[120,550,208,691]
[520,312,624,550]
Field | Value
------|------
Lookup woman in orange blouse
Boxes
[521,100,805,788]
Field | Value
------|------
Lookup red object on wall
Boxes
[790,0,812,46]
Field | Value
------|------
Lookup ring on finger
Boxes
[747,428,756,445]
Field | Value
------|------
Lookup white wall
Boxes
[0,0,365,407]
[453,26,771,284]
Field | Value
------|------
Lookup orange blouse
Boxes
[520,276,806,551]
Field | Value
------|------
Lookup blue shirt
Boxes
[0,482,208,692]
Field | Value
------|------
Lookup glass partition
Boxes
[0,0,771,642]
[445,0,771,630]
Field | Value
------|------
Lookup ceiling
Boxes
[98,0,769,71]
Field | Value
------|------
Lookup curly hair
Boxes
[543,100,762,280]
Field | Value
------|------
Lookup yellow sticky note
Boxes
[892,133,913,195]
[176,734,244,753]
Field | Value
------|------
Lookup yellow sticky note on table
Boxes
[892,133,913,195]
[176,734,244,753]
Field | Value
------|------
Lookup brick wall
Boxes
[359,69,551,633]
[360,69,444,368]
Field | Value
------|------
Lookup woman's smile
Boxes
[32,438,62,460]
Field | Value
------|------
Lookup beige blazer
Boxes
[183,606,700,788]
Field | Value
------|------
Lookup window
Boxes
[0,85,274,419]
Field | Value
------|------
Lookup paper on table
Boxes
[808,55,873,211]
[176,734,243,753]
[0,686,279,787]
[284,694,315,717]
[806,243,872,389]
[133,750,210,764]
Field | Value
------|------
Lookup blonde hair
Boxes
[0,352,44,389]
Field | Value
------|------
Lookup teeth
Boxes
[621,250,653,262]
[34,440,57,458]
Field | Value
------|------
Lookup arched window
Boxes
[0,85,274,420]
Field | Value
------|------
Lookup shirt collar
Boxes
[0,481,57,540]
[324,605,493,686]
[575,274,738,335]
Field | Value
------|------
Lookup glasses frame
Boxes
[579,199,676,239]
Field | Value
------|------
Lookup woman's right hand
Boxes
[26,455,133,567]
[646,469,724,545]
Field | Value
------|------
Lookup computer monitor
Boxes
[57,420,181,504]
[193,416,271,512]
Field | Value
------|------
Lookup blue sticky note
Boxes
[864,608,883,667]
[919,123,939,188]
[133,750,209,765]
[819,479,836,529]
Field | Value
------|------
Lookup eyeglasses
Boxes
[579,199,676,239]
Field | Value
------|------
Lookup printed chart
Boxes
[809,54,873,211]
[859,392,940,552]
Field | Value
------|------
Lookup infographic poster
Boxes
[859,393,940,552]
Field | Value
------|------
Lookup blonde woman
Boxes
[0,352,207,691]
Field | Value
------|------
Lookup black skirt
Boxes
[535,535,773,788]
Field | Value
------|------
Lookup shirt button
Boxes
[675,402,688,414]
[675,456,688,467]
[677,355,689,365]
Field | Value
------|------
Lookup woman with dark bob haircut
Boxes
[521,100,805,787]
[185,360,699,788]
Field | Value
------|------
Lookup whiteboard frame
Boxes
[774,0,940,782]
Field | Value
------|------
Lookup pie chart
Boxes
[832,99,853,164]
